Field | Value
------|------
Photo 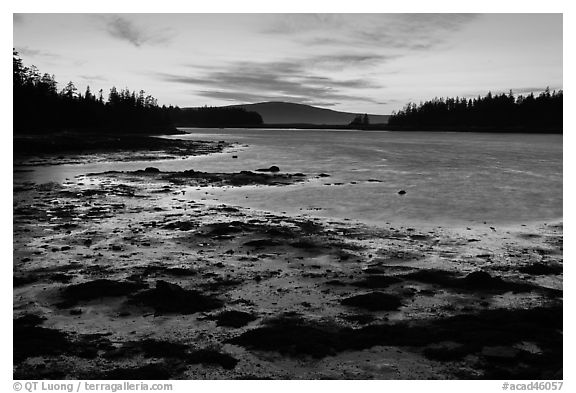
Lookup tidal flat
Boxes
[13,135,562,380]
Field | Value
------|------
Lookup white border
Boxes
[3,1,572,391]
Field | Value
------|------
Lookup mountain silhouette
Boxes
[222,102,389,125]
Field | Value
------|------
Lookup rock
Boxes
[144,167,161,173]
[398,190,406,195]
[318,173,331,177]
[255,165,280,172]
[462,271,503,289]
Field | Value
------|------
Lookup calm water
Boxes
[16,129,563,227]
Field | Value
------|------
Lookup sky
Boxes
[13,13,563,114]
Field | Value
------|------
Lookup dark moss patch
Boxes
[14,320,113,364]
[129,280,223,315]
[212,310,257,328]
[352,275,402,289]
[290,240,319,249]
[59,279,148,307]
[163,221,197,231]
[402,269,557,295]
[341,314,375,324]
[423,343,470,361]
[244,239,281,247]
[103,339,238,370]
[187,349,239,369]
[204,278,243,291]
[229,306,561,379]
[340,292,403,311]
[96,363,175,380]
[14,274,39,287]
[203,222,245,237]
[140,339,190,359]
[228,316,344,358]
[519,263,563,275]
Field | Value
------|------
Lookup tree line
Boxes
[13,50,262,134]
[387,89,562,132]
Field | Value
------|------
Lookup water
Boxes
[15,128,563,227]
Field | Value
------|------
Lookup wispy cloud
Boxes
[102,15,175,47]
[79,74,108,82]
[157,58,383,105]
[266,13,478,52]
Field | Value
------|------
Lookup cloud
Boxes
[103,15,175,47]
[157,58,383,106]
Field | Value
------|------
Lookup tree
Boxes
[362,113,370,126]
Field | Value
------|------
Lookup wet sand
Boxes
[13,139,562,380]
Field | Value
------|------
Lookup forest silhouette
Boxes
[13,50,263,134]
[387,89,562,132]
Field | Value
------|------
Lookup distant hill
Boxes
[223,102,389,125]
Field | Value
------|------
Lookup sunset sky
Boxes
[13,13,563,114]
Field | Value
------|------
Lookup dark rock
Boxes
[318,173,330,177]
[256,166,280,172]
[462,271,504,289]
[398,190,406,195]
[144,167,161,173]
